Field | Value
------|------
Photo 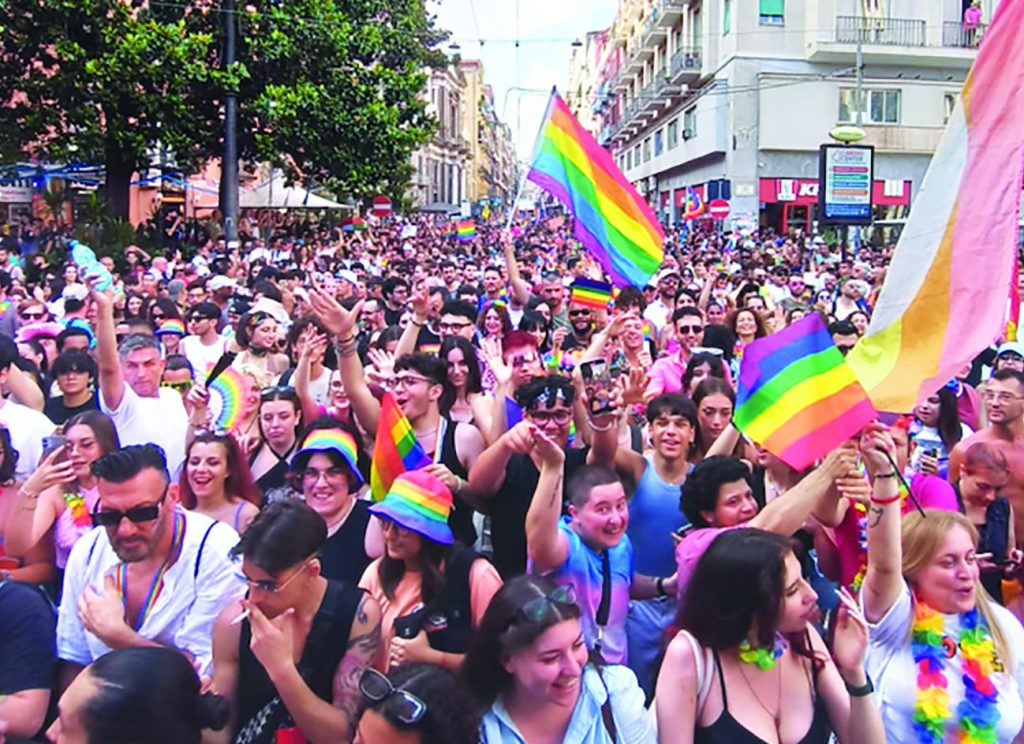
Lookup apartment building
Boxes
[409,65,471,210]
[596,0,998,233]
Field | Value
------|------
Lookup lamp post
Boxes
[221,0,240,249]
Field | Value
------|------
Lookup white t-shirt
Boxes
[100,384,188,479]
[865,581,1024,743]
[56,508,244,675]
[180,334,229,379]
[0,400,56,480]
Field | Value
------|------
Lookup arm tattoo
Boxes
[548,473,564,508]
[868,506,884,529]
[334,593,382,734]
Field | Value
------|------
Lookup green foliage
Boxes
[0,0,448,218]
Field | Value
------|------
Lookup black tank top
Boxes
[438,418,476,546]
[318,500,373,586]
[233,580,362,744]
[694,650,831,744]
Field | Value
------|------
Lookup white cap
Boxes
[208,276,235,292]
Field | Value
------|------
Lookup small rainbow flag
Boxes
[734,314,877,471]
[455,220,476,242]
[208,366,248,431]
[682,186,705,221]
[525,92,663,288]
[370,392,432,502]
[570,278,613,310]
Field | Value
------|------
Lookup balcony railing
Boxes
[942,21,987,48]
[834,16,926,47]
[669,46,702,76]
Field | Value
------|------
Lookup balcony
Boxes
[808,15,982,68]
[640,11,668,49]
[658,0,687,25]
[668,46,702,83]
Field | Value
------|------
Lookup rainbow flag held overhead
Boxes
[847,0,1024,412]
[526,91,664,288]
[370,392,432,502]
[570,278,613,310]
[735,315,877,471]
[455,220,476,241]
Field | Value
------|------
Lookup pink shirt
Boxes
[647,354,686,397]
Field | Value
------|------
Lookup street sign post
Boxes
[708,199,731,220]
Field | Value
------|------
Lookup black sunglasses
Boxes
[91,488,168,528]
[359,668,427,724]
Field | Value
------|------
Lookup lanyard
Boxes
[116,511,185,632]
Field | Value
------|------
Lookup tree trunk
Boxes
[103,137,134,223]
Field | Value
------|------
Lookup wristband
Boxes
[410,319,425,327]
[874,471,897,479]
[870,492,902,505]
[844,675,874,697]
[587,417,615,432]
[656,577,667,597]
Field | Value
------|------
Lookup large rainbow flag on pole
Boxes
[370,392,431,502]
[847,0,1024,412]
[525,91,664,288]
[735,315,877,471]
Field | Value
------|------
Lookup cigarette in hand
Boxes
[229,608,251,626]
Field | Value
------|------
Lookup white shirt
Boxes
[0,400,56,480]
[100,384,188,479]
[56,508,243,676]
[865,581,1024,743]
[643,299,672,334]
[181,334,229,379]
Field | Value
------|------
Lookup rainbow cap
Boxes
[296,428,363,485]
[369,470,453,545]
[156,318,187,336]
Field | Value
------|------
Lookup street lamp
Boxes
[222,0,239,250]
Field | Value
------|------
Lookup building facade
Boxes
[409,65,471,210]
[589,0,999,234]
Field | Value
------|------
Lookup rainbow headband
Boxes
[299,429,363,484]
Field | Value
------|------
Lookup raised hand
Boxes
[308,282,362,339]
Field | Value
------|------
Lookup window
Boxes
[654,129,664,156]
[838,88,901,124]
[759,0,784,25]
[634,145,642,165]
[643,137,652,163]
[944,92,959,124]
[683,106,697,138]
[723,0,731,34]
[667,118,679,149]
[625,149,632,169]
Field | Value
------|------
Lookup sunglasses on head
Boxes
[359,668,427,725]
[516,584,577,624]
[91,488,168,528]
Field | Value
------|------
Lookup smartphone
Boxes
[579,360,614,415]
[42,434,66,458]
[924,448,938,459]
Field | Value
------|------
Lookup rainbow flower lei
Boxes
[911,599,1000,744]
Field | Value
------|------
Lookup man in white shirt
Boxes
[0,340,56,480]
[643,268,680,335]
[181,301,228,378]
[56,444,242,689]
[89,281,188,477]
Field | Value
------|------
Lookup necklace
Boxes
[911,598,1000,743]
[738,634,787,670]
[736,653,783,728]
[116,511,185,632]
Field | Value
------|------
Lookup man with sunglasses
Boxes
[208,500,380,744]
[56,444,242,692]
[646,306,706,398]
[561,298,597,354]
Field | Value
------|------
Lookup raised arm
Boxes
[88,278,126,411]
[293,328,326,426]
[860,426,903,623]
[3,450,74,557]
[503,237,531,306]
[5,364,44,410]
[468,421,531,498]
[525,428,570,574]
[394,285,429,359]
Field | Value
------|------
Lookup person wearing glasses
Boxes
[647,306,706,398]
[354,663,480,744]
[463,574,655,743]
[16,298,49,328]
[290,419,383,586]
[181,301,229,378]
[950,369,1024,550]
[561,297,597,354]
[994,341,1024,374]
[359,470,502,673]
[56,444,243,690]
[208,499,380,744]
[308,287,488,548]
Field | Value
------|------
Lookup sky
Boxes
[432,0,619,161]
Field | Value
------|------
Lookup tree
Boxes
[0,1,447,220]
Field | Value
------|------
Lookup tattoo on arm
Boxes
[548,473,564,508]
[868,506,884,529]
[334,593,382,735]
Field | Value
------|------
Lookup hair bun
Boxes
[195,692,230,731]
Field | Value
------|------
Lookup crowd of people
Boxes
[0,209,1023,743]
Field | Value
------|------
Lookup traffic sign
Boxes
[371,195,392,217]
[708,199,731,219]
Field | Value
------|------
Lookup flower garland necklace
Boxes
[738,634,787,670]
[849,479,908,592]
[911,598,1000,744]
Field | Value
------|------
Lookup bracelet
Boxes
[337,333,358,346]
[874,471,897,479]
[410,319,425,327]
[17,486,39,501]
[656,577,667,597]
[587,417,615,432]
[844,674,874,697]
[870,492,902,505]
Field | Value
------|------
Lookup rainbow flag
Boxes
[735,315,877,471]
[847,0,1024,412]
[455,220,476,241]
[525,91,663,288]
[682,186,705,221]
[370,392,431,502]
[570,278,613,310]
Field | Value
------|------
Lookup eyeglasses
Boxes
[438,321,472,333]
[188,314,214,323]
[359,668,427,725]
[983,392,1023,404]
[510,354,539,369]
[235,559,313,594]
[677,324,703,334]
[517,584,577,623]
[393,374,433,389]
[301,467,350,485]
[19,310,46,321]
[998,353,1024,363]
[161,380,193,392]
[379,518,412,536]
[527,409,573,426]
[569,309,591,318]
[91,489,168,528]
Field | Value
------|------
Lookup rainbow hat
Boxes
[369,470,453,545]
[295,427,364,485]
[156,318,187,336]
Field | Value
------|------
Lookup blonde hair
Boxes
[902,509,1011,668]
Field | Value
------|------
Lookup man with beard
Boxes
[561,297,597,354]
[55,445,242,691]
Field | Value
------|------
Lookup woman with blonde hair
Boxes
[862,424,1024,742]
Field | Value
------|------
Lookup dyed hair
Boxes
[179,432,261,510]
